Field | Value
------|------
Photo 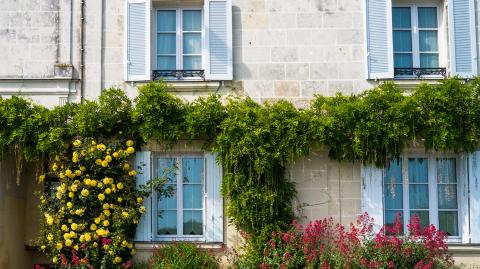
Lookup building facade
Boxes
[1,0,480,267]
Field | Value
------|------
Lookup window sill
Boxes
[134,242,224,251]
[131,80,222,92]
[447,244,480,254]
[387,79,444,90]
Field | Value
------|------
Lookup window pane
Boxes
[393,30,412,52]
[183,210,203,235]
[410,211,429,230]
[157,10,176,32]
[158,210,177,235]
[385,184,403,209]
[385,159,403,184]
[394,54,413,68]
[437,159,457,184]
[182,158,203,183]
[438,184,458,209]
[419,30,438,51]
[439,211,459,236]
[158,158,176,183]
[158,187,177,209]
[420,54,439,68]
[385,210,403,235]
[183,56,202,70]
[408,158,428,183]
[157,56,176,70]
[157,33,176,54]
[183,184,203,209]
[409,184,429,209]
[418,7,437,28]
[392,7,411,28]
[183,33,202,54]
[183,10,202,31]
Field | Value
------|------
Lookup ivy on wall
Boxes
[1,78,480,250]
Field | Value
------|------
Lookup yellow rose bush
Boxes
[35,138,164,269]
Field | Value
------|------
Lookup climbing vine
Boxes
[1,78,480,261]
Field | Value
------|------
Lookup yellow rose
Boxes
[139,206,146,213]
[98,193,105,201]
[126,147,135,154]
[71,223,78,230]
[38,174,45,183]
[105,188,111,194]
[59,172,65,179]
[69,192,74,198]
[47,233,53,241]
[97,144,106,151]
[72,156,78,163]
[67,202,73,209]
[53,257,58,263]
[95,159,102,165]
[61,224,68,231]
[90,224,97,231]
[56,242,63,250]
[117,182,124,190]
[127,243,133,249]
[102,177,109,185]
[90,179,97,187]
[68,218,73,223]
[69,231,76,238]
[95,217,101,224]
[91,140,96,145]
[70,185,78,192]
[52,164,58,171]
[117,197,123,202]
[56,192,63,200]
[93,242,98,247]
[105,155,112,162]
[103,210,111,217]
[65,169,72,176]
[129,170,137,177]
[126,140,134,147]
[137,197,143,204]
[41,245,46,251]
[75,170,82,176]
[81,189,89,197]
[84,233,92,242]
[81,150,87,156]
[74,245,79,251]
[122,211,129,218]
[103,220,110,227]
[84,178,91,185]
[65,239,72,247]
[101,160,108,167]
[102,204,110,210]
[112,152,119,158]
[75,209,84,215]
[79,234,85,242]
[113,256,122,264]
[63,233,70,240]
[73,139,82,147]
[123,163,130,170]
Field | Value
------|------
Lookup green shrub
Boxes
[147,242,220,269]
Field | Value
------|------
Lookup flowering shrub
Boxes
[259,213,453,269]
[35,138,164,268]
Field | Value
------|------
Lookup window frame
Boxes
[392,3,444,79]
[383,152,463,243]
[153,7,205,80]
[152,152,207,242]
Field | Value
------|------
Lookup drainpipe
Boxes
[79,0,85,104]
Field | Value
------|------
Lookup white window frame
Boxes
[152,153,206,242]
[153,7,205,80]
[392,3,445,79]
[383,153,464,243]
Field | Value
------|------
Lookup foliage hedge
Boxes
[2,78,480,263]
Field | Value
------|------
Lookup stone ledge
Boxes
[448,244,480,254]
[134,242,224,251]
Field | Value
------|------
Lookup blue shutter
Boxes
[365,0,394,79]
[468,151,480,243]
[204,0,233,80]
[125,0,151,81]
[361,165,384,232]
[134,151,152,242]
[205,152,224,242]
[449,0,478,78]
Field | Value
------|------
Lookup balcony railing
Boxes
[152,70,205,80]
[394,67,447,78]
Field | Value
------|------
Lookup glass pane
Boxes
[394,54,413,68]
[183,56,202,70]
[409,184,429,209]
[385,210,404,235]
[410,211,429,230]
[157,33,176,54]
[182,158,203,183]
[158,210,177,235]
[437,158,457,183]
[183,210,203,235]
[392,7,411,28]
[393,30,412,52]
[183,10,202,31]
[408,158,428,183]
[438,184,458,209]
[158,187,177,209]
[157,10,176,32]
[419,30,438,51]
[384,184,403,209]
[157,56,176,70]
[420,54,439,68]
[418,7,437,28]
[158,158,176,183]
[385,159,403,184]
[183,33,201,54]
[183,184,203,209]
[439,211,459,236]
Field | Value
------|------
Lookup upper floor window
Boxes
[155,9,203,72]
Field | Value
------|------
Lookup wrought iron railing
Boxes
[394,67,447,78]
[152,70,205,80]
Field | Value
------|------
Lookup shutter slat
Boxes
[126,0,151,81]
[449,0,477,77]
[205,152,224,242]
[468,151,480,243]
[365,0,393,79]
[205,0,232,80]
[361,165,384,232]
[135,151,152,242]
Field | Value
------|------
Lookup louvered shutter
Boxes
[205,152,224,242]
[361,165,384,232]
[448,0,478,78]
[365,0,394,79]
[125,0,151,81]
[134,151,152,242]
[468,151,480,243]
[204,0,233,80]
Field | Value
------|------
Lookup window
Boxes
[154,155,205,239]
[383,156,460,239]
[155,9,203,72]
[392,5,443,77]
